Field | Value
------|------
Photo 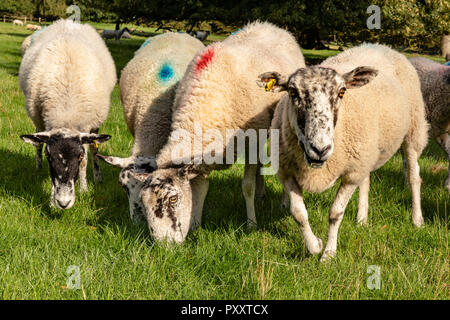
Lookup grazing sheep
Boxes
[21,35,32,55]
[406,57,450,191]
[442,35,450,61]
[136,21,305,244]
[26,24,41,31]
[98,33,205,223]
[101,27,130,41]
[19,19,116,209]
[257,43,428,261]
[13,19,23,26]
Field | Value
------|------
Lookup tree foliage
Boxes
[0,0,448,50]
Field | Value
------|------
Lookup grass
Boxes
[0,22,448,300]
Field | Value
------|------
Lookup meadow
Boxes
[0,22,448,300]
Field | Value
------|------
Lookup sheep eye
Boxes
[169,195,178,204]
[338,88,346,98]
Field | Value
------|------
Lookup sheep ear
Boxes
[343,66,378,89]
[20,132,51,145]
[97,154,133,169]
[80,133,111,145]
[256,72,288,92]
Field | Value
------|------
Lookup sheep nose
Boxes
[311,144,332,159]
[57,200,71,209]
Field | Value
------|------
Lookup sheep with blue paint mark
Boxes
[98,32,205,223]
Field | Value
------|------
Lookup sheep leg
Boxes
[402,143,424,227]
[79,144,89,192]
[283,177,322,254]
[357,175,370,225]
[35,143,43,169]
[89,143,102,183]
[242,163,257,230]
[189,175,209,231]
[255,162,266,201]
[436,133,450,192]
[320,182,357,262]
[400,149,408,186]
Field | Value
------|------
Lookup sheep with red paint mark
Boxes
[98,32,205,223]
[133,21,306,244]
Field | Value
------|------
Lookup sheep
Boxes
[13,19,23,26]
[101,27,130,41]
[26,24,41,31]
[134,21,305,244]
[98,33,205,223]
[442,35,450,61]
[257,43,428,262]
[19,19,116,209]
[405,57,449,191]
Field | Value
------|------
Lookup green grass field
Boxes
[0,22,448,300]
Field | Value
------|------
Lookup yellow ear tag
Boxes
[265,78,277,92]
[93,140,99,149]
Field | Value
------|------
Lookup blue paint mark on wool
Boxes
[158,63,175,83]
[444,61,450,66]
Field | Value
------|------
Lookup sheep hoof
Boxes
[413,216,424,228]
[307,237,323,255]
[320,250,336,262]
[357,218,368,226]
[247,220,257,231]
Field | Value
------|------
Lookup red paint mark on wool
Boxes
[195,47,215,75]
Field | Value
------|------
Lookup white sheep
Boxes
[98,33,205,223]
[257,43,428,261]
[442,35,450,61]
[101,27,130,41]
[407,57,450,191]
[19,19,117,209]
[135,21,305,244]
[13,19,23,26]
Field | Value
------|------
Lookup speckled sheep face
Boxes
[139,166,198,244]
[21,130,111,209]
[258,66,378,168]
[97,155,156,224]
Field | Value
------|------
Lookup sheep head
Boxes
[258,66,378,168]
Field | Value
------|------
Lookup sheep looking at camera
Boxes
[19,19,116,209]
[98,32,205,223]
[258,43,428,261]
[135,21,305,244]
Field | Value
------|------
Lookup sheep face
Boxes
[21,130,111,209]
[138,166,199,244]
[258,66,378,168]
[97,155,156,224]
